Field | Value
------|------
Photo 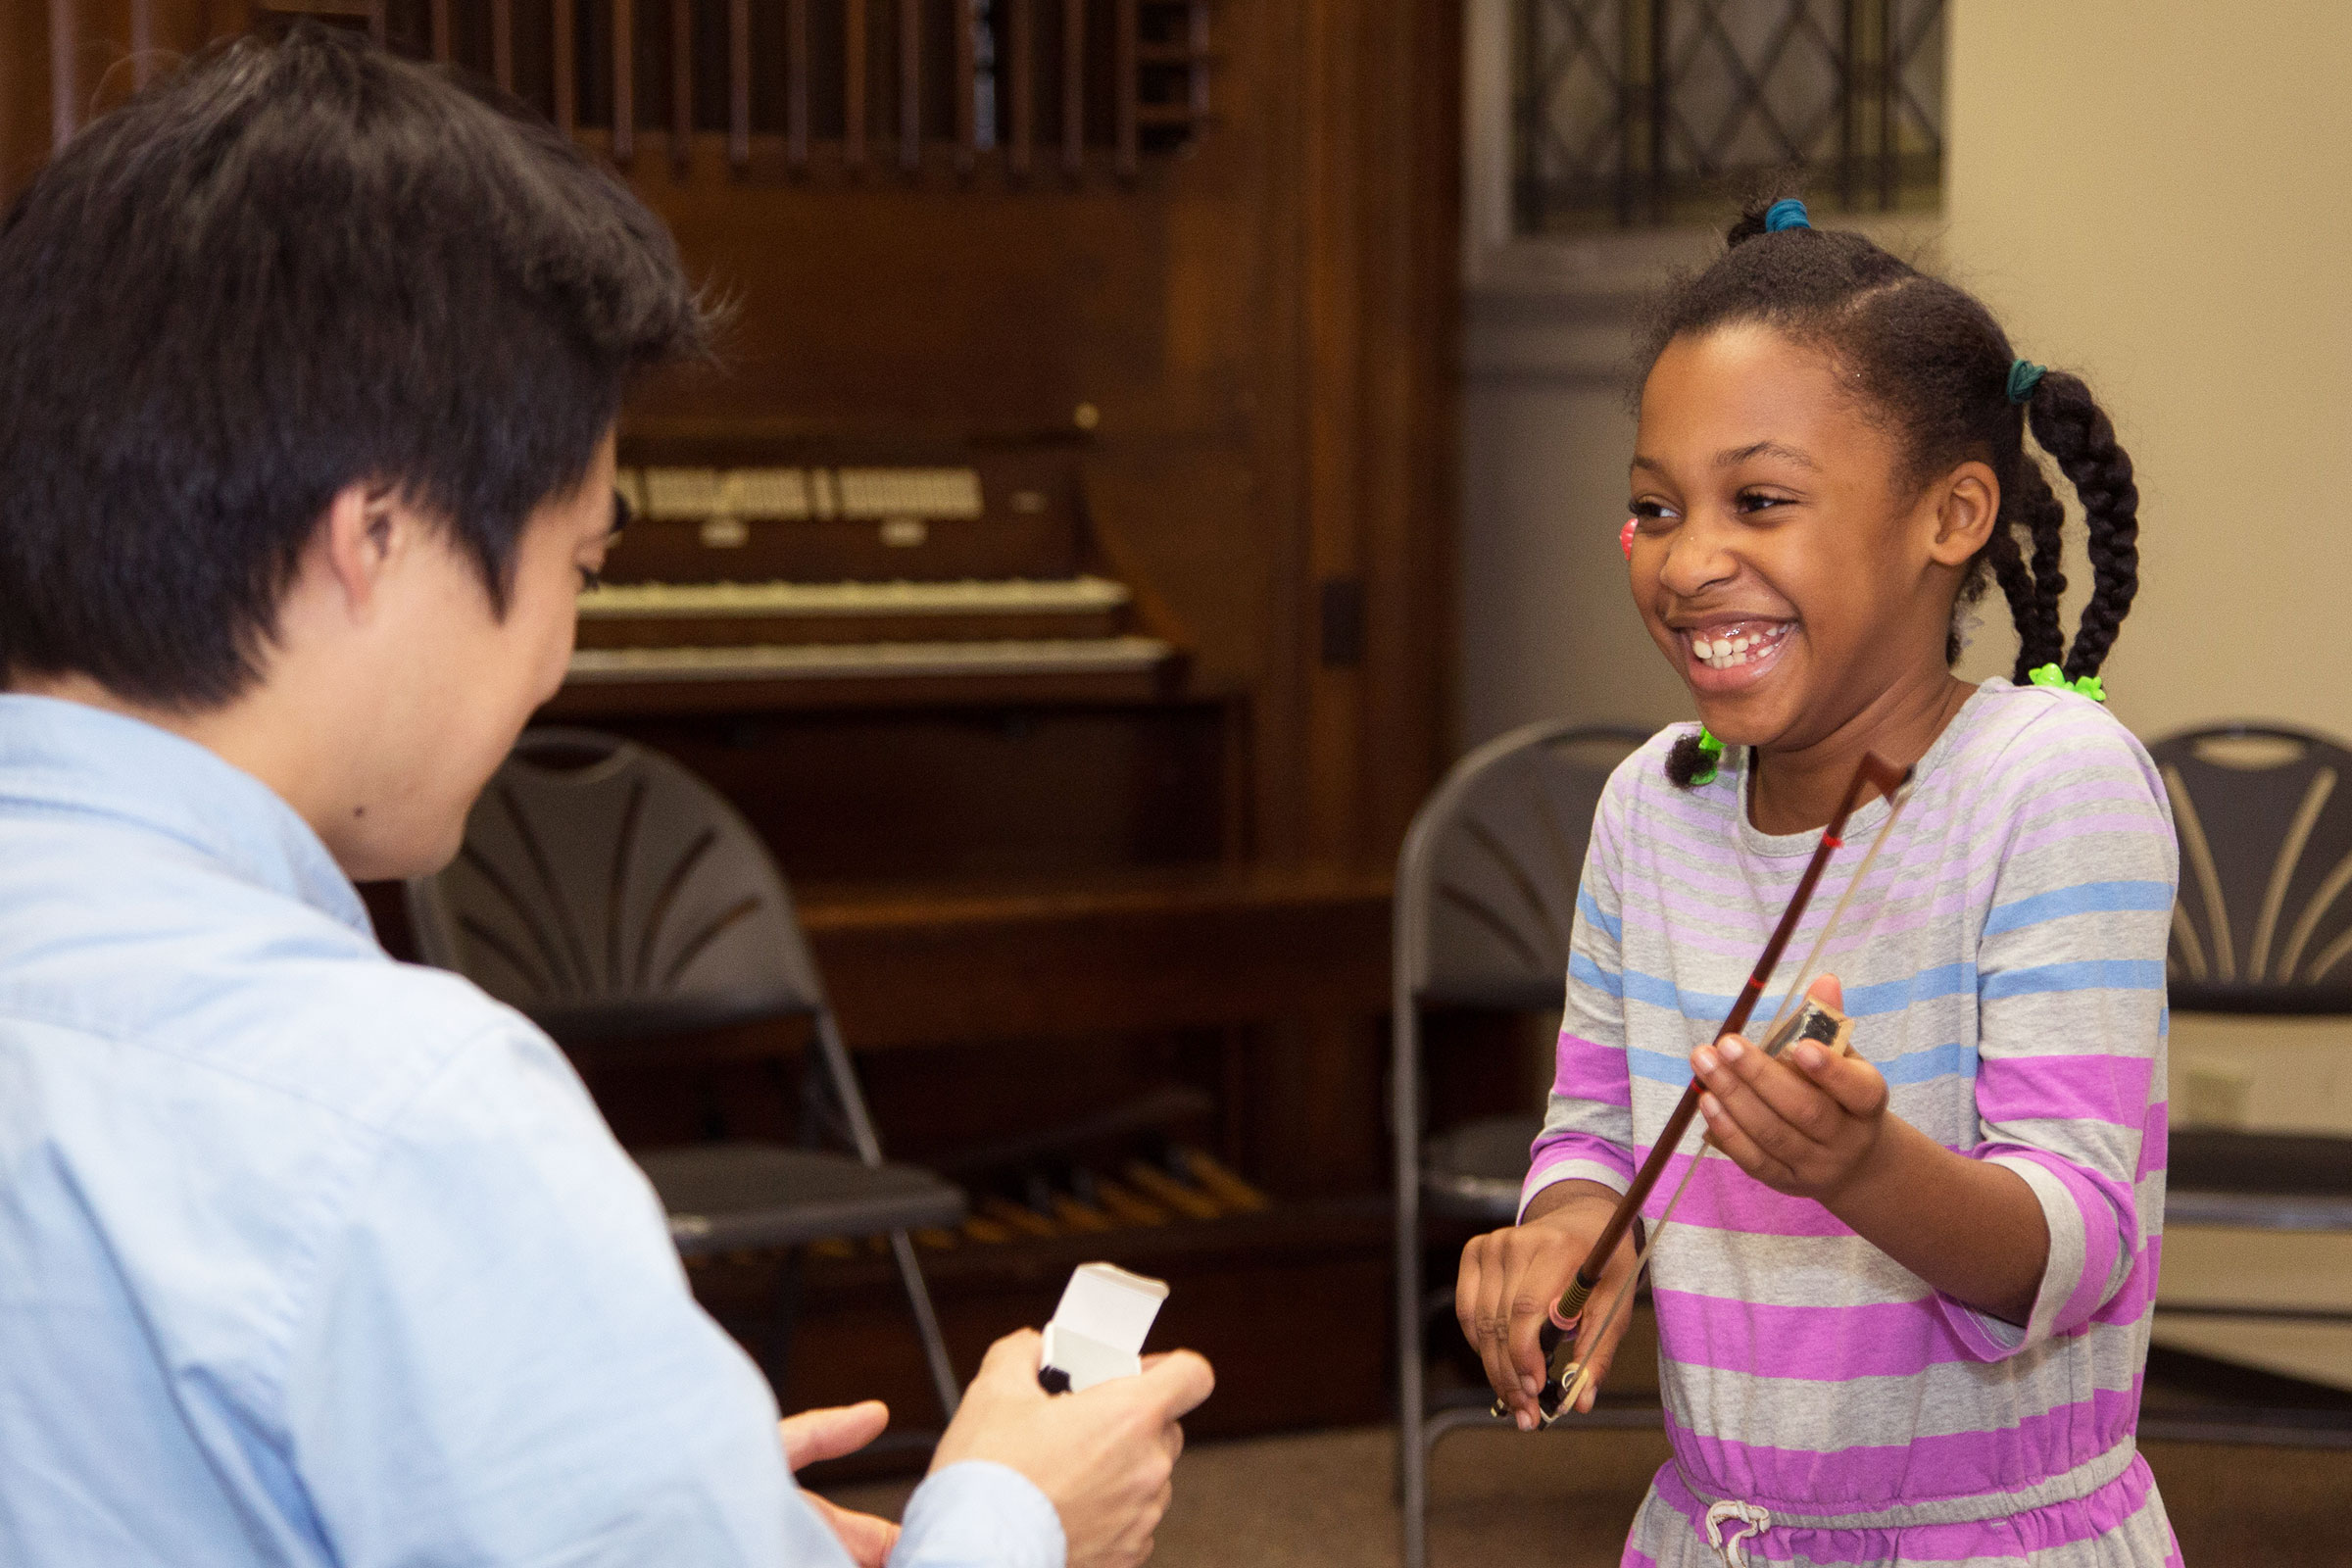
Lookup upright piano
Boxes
[561,445,1185,714]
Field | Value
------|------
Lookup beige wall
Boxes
[1943,0,2352,740]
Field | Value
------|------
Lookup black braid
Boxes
[1638,189,2144,785]
[2025,370,2140,681]
[1972,513,2038,667]
[2011,460,2072,680]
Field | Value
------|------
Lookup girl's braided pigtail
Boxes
[2024,370,2141,682]
[2005,461,2073,683]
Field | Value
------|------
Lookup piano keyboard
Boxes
[620,466,989,522]
[575,575,1131,620]
[566,635,1175,684]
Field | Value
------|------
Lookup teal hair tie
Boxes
[2027,662,2105,703]
[1690,726,1726,786]
[2006,360,2046,405]
[1764,198,1811,233]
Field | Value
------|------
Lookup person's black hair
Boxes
[1641,192,2140,789]
[0,22,711,709]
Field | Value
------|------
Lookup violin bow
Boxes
[1498,750,1914,1425]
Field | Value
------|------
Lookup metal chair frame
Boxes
[406,727,962,1420]
[1393,720,1653,1568]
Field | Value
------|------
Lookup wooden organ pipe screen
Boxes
[31,3,1213,179]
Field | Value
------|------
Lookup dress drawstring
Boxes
[1703,1499,1772,1568]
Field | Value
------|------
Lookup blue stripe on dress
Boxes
[1983,880,2175,936]
[1577,885,1624,943]
[1981,959,2167,999]
[1604,961,1979,1022]
[1624,1039,1975,1089]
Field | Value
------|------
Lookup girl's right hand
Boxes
[1454,1180,1643,1429]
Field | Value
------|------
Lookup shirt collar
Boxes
[0,693,372,938]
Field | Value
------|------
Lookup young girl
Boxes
[1456,196,2177,1567]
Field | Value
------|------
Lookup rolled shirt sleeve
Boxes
[1935,719,2177,1360]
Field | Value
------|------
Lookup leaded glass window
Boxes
[1514,0,1944,234]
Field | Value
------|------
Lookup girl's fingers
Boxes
[1698,1090,1792,1187]
[1793,1043,1889,1118]
[1696,1048,1822,1163]
[1701,1036,1840,1146]
[1462,1235,1544,1424]
[1455,1240,1515,1410]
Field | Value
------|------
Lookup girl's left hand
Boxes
[1690,975,1891,1203]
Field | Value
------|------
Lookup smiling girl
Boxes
[1456,197,2179,1566]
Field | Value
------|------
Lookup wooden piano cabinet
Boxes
[573,702,1239,883]
[798,865,1389,1054]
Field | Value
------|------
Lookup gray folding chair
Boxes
[2158,725,2352,1014]
[1393,721,1649,1568]
[2143,724,2352,1446]
[406,728,965,1421]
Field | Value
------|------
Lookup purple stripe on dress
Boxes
[1651,1290,1979,1380]
[2089,1241,2162,1326]
[1631,1151,1858,1238]
[1974,1053,2157,1126]
[1665,1384,2145,1514]
[1530,1130,1633,1185]
[2135,1108,2168,1179]
[1993,778,2171,828]
[1553,1033,1633,1105]
[2007,814,2174,861]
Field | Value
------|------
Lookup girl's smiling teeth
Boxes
[1688,619,1791,670]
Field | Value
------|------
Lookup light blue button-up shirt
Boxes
[0,695,1063,1568]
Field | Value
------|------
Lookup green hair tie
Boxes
[1690,726,1726,785]
[2006,359,2046,405]
[2027,663,2105,703]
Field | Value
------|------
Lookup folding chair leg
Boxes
[891,1229,961,1422]
[810,1014,959,1420]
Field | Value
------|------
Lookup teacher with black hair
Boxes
[0,24,1208,1568]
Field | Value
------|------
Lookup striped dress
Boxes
[1525,679,2180,1567]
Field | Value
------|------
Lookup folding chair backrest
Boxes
[408,728,824,1041]
[1396,722,1650,1012]
[2152,724,2352,1014]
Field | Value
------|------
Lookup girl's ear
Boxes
[1926,460,1999,566]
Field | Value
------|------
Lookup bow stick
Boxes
[1496,750,1913,1425]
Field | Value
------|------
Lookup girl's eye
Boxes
[1630,499,1681,523]
[1736,489,1795,514]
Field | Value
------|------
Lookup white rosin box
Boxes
[1038,1263,1170,1394]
